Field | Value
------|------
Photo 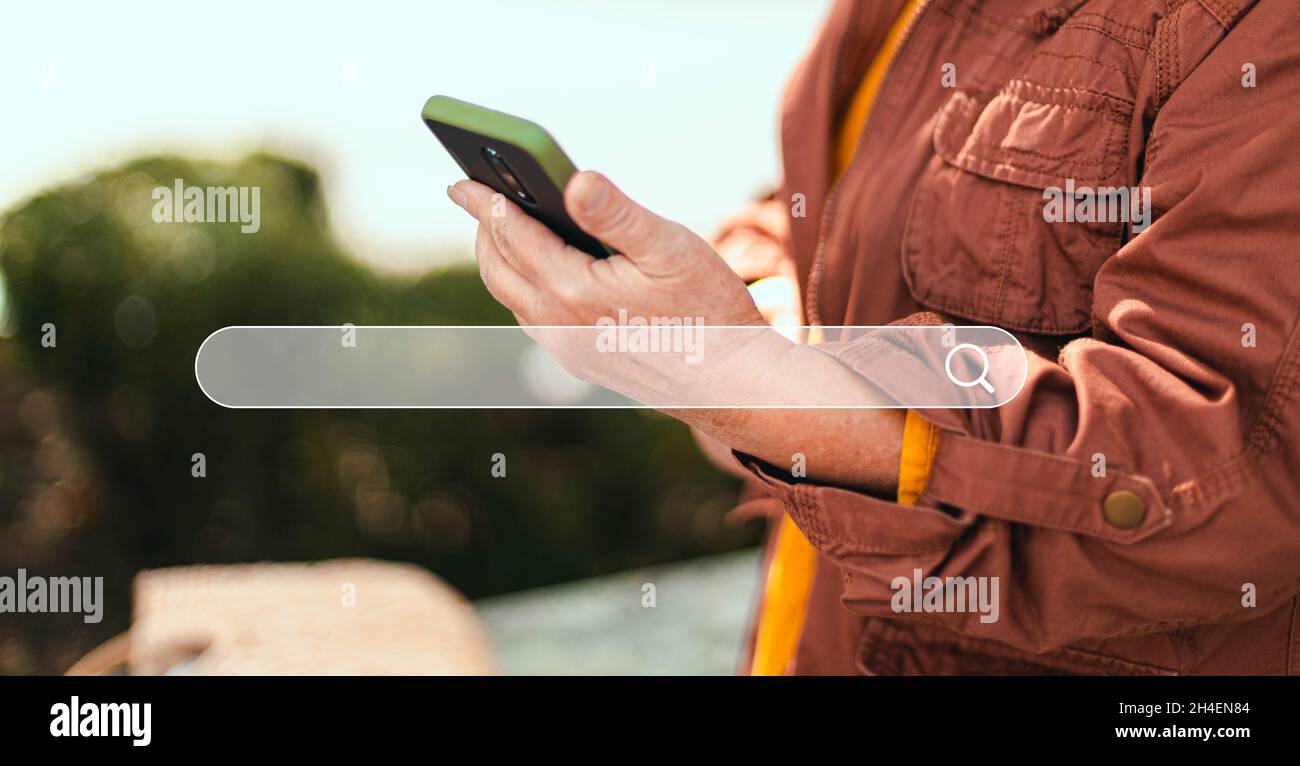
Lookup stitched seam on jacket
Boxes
[1169,316,1300,511]
[1152,0,1195,109]
[926,458,1170,541]
[906,288,1093,334]
[1248,316,1300,452]
[1051,643,1178,675]
[860,616,1179,674]
[931,320,1295,525]
[935,326,1290,520]
[903,186,1112,334]
[1173,6,1181,97]
[808,488,962,556]
[828,0,860,113]
[1198,0,1233,28]
[1152,14,1169,108]
[1029,50,1138,88]
[992,185,1018,324]
[944,97,1126,181]
[1116,576,1300,637]
[1071,11,1157,39]
[1060,22,1152,49]
[790,483,812,544]
[910,86,1126,333]
[1005,78,1135,108]
[998,120,1118,164]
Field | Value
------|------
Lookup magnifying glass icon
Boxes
[944,343,995,394]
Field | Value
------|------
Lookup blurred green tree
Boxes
[0,154,754,674]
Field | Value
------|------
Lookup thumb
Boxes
[565,171,692,260]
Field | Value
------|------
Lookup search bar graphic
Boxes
[194,325,1027,409]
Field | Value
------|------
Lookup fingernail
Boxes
[577,174,606,214]
[447,184,467,209]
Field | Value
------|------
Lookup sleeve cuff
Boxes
[735,453,973,561]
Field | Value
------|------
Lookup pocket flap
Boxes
[901,81,1134,335]
[933,80,1131,190]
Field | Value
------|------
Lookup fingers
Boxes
[564,171,693,263]
[448,181,589,283]
[474,219,537,319]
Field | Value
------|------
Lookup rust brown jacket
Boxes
[738,0,1300,674]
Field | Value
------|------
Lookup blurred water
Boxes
[477,548,761,675]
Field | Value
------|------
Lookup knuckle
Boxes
[598,198,635,236]
[552,276,582,303]
[488,216,514,257]
[477,260,502,297]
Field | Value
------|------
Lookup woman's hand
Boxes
[448,171,902,494]
[448,172,788,408]
[448,171,766,330]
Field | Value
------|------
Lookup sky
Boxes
[1,0,830,273]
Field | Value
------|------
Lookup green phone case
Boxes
[422,95,611,257]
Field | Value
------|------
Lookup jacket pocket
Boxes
[901,79,1134,335]
[854,617,1179,676]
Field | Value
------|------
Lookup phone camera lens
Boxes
[480,146,536,205]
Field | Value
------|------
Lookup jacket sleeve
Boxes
[744,15,1300,653]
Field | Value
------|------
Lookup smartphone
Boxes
[422,95,612,257]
